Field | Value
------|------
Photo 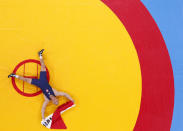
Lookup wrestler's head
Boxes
[50,95,59,105]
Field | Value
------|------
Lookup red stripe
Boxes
[51,101,74,129]
[37,63,38,91]
[101,0,174,130]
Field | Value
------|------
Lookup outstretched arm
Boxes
[59,92,74,101]
[41,100,49,119]
[53,89,74,102]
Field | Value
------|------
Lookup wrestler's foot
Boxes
[8,73,16,78]
[38,49,44,57]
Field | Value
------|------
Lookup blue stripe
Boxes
[140,0,183,130]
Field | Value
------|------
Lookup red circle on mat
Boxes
[11,59,50,97]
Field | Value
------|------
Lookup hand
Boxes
[69,98,74,103]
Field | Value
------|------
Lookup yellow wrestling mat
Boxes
[0,0,141,130]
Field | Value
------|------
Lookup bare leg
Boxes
[40,58,46,71]
[17,76,32,84]
[52,88,74,101]
[39,49,46,71]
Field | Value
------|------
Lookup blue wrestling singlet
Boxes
[31,71,55,100]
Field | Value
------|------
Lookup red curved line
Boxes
[12,59,50,97]
[101,0,174,130]
[23,63,25,92]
